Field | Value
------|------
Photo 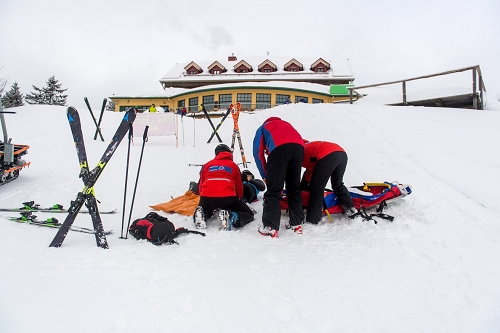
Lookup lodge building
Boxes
[110,54,355,113]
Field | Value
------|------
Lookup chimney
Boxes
[228,53,237,61]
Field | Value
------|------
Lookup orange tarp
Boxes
[150,190,200,216]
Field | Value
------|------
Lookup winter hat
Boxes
[241,169,254,181]
[215,144,232,155]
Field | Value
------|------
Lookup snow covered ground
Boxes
[1,94,500,333]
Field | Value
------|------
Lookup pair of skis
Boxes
[229,103,248,168]
[84,97,107,141]
[49,106,136,248]
[0,201,116,214]
[8,211,112,235]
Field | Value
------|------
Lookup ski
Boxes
[207,105,231,143]
[0,202,116,214]
[84,97,105,141]
[200,105,222,143]
[49,107,135,248]
[230,103,248,168]
[5,212,112,235]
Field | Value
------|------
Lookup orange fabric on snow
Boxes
[150,190,200,216]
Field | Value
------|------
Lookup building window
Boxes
[121,105,149,113]
[213,70,220,75]
[295,96,308,103]
[237,93,252,110]
[256,93,271,109]
[189,97,199,112]
[276,94,290,105]
[290,68,297,72]
[219,94,232,110]
[189,70,197,75]
[263,69,270,73]
[240,69,247,73]
[203,95,215,111]
[312,98,323,104]
[177,100,185,108]
[317,68,324,72]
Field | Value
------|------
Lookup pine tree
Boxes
[106,99,116,111]
[25,76,68,105]
[24,85,45,105]
[1,82,24,108]
[44,76,68,105]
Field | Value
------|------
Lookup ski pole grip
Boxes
[143,126,149,141]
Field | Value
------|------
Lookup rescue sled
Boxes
[280,181,412,221]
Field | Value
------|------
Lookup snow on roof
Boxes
[111,81,336,99]
[161,56,354,81]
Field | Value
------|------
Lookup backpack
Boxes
[129,212,205,245]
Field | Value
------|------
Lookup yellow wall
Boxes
[111,86,349,112]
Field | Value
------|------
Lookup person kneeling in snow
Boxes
[301,139,357,224]
[193,144,255,230]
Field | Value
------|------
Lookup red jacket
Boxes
[199,151,243,198]
[253,117,304,179]
[302,140,345,182]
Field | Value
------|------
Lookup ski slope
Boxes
[1,95,500,333]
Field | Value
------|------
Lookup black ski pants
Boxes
[306,151,354,224]
[199,196,254,228]
[263,143,304,230]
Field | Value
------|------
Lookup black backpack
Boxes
[129,212,205,245]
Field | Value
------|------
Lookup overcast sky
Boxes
[1,0,499,109]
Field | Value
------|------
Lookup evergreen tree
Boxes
[25,76,68,105]
[1,82,24,108]
[106,99,116,112]
[44,76,68,105]
[24,85,45,105]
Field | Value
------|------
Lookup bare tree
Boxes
[0,65,7,97]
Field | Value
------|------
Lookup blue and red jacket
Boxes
[199,151,243,198]
[302,140,345,182]
[252,117,304,179]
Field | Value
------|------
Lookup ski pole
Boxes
[84,97,105,141]
[93,98,107,140]
[125,126,149,239]
[193,111,196,147]
[120,123,133,239]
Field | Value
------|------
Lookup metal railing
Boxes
[348,65,486,109]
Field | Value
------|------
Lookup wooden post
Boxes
[472,67,477,110]
[479,74,484,110]
[349,88,353,104]
[402,81,407,105]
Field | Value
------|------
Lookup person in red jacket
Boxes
[301,140,356,223]
[253,117,305,237]
[194,144,255,230]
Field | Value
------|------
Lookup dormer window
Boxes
[310,58,330,73]
[234,60,253,73]
[258,59,277,73]
[284,58,303,72]
[208,61,227,75]
[184,61,203,75]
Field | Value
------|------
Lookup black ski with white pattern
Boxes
[49,107,136,248]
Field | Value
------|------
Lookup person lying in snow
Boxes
[241,169,266,203]
[301,139,357,224]
[193,144,255,230]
